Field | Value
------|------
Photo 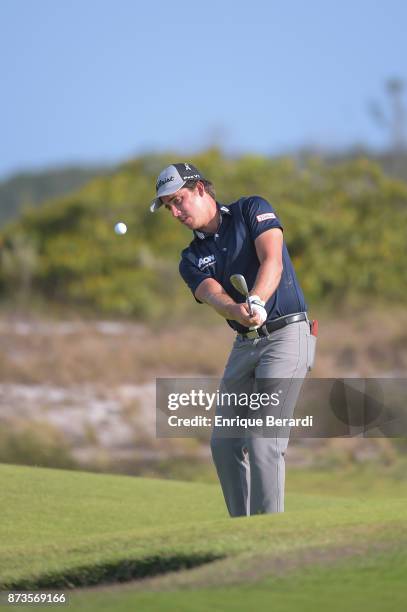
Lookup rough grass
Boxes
[0,306,406,385]
[0,318,231,385]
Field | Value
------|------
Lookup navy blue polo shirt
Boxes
[179,196,307,333]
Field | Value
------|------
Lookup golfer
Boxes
[150,163,315,516]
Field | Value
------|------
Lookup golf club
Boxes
[230,274,253,316]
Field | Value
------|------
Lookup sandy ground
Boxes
[0,310,406,472]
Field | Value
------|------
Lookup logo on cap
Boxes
[156,175,175,190]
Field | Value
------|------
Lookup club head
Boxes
[230,274,249,297]
[230,274,254,316]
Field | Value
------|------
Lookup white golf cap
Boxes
[150,163,204,212]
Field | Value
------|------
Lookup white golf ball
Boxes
[114,222,127,235]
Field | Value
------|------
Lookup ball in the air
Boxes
[114,222,127,235]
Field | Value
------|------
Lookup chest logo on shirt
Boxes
[198,254,216,270]
[256,212,276,222]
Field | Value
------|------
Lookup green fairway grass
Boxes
[1,462,406,611]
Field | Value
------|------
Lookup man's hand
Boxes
[194,278,266,329]
[227,303,265,329]
[247,295,267,325]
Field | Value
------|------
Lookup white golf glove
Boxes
[247,295,267,327]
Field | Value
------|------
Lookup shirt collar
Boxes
[194,202,231,240]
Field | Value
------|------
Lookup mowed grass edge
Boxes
[70,546,407,612]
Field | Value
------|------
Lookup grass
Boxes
[70,547,407,612]
[1,462,406,612]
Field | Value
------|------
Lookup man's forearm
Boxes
[251,258,283,303]
[199,287,236,319]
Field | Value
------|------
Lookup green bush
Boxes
[1,152,406,317]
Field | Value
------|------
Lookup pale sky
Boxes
[1,0,406,177]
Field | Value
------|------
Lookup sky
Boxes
[1,0,406,177]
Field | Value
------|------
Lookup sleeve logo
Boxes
[256,212,276,222]
[198,254,216,270]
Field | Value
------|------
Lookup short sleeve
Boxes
[243,196,283,241]
[179,254,210,303]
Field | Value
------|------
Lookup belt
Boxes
[238,312,307,340]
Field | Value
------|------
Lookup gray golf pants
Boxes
[210,319,311,517]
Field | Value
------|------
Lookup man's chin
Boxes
[181,218,196,229]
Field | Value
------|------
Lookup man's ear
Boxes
[196,181,205,196]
